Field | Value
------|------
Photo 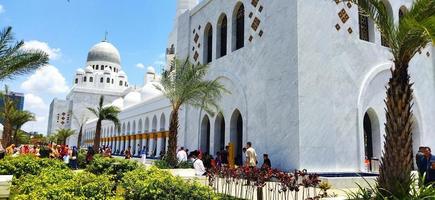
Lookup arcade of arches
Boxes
[363,108,421,172]
[200,109,243,165]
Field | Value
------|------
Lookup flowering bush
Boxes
[207,166,321,200]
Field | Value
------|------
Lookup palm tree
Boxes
[344,0,435,197]
[15,130,30,145]
[87,95,120,151]
[0,85,35,146]
[155,58,228,166]
[48,134,58,145]
[0,26,49,80]
[0,86,15,146]
[10,110,35,144]
[73,114,88,148]
[55,128,75,145]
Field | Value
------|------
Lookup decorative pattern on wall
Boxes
[334,1,353,35]
[249,0,265,42]
[192,30,200,62]
[56,112,71,125]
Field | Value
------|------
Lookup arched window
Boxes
[398,6,407,21]
[100,77,104,83]
[358,8,370,41]
[203,23,213,64]
[233,3,245,51]
[89,77,93,82]
[380,0,393,47]
[83,76,87,82]
[75,78,78,84]
[119,80,123,86]
[96,65,99,70]
[106,77,110,83]
[111,79,114,84]
[217,14,228,58]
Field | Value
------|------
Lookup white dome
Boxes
[118,70,126,77]
[124,91,141,107]
[111,98,124,109]
[147,66,156,74]
[87,41,121,64]
[141,82,162,101]
[85,66,93,73]
[76,68,85,75]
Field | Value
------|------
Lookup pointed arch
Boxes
[200,115,211,153]
[203,23,213,64]
[217,13,228,58]
[232,2,245,51]
[152,115,157,132]
[230,109,243,166]
[160,113,166,131]
[214,112,225,153]
[145,117,150,132]
[138,118,143,133]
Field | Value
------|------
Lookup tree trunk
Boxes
[77,125,83,148]
[2,121,12,147]
[378,62,413,197]
[93,119,102,152]
[167,109,179,167]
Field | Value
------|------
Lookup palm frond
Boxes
[0,26,49,80]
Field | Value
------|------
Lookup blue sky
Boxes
[0,0,177,133]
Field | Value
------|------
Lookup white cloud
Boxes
[22,40,61,60]
[0,5,4,14]
[22,94,49,134]
[24,93,47,110]
[135,63,145,69]
[21,65,69,94]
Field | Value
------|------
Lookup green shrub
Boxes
[0,155,67,179]
[154,159,193,169]
[86,155,139,181]
[11,168,115,200]
[77,150,87,169]
[120,166,218,200]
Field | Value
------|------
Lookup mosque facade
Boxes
[50,0,435,172]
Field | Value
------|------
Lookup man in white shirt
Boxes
[192,151,206,176]
[246,142,257,167]
[176,147,187,162]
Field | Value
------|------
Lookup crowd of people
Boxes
[0,143,80,169]
[416,146,435,185]
[176,141,271,176]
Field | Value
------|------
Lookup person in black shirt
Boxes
[261,154,271,170]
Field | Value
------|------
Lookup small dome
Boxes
[76,68,85,75]
[111,98,124,109]
[87,41,121,64]
[85,66,93,73]
[118,70,126,77]
[147,66,156,74]
[141,82,162,101]
[124,91,141,107]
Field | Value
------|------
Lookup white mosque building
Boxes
[49,0,435,172]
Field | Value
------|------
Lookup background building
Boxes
[71,0,435,172]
